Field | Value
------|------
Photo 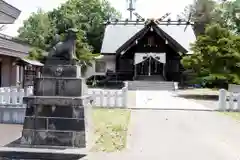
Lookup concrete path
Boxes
[134,91,214,110]
[125,91,240,159]
[126,110,240,159]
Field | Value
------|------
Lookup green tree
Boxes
[18,9,56,49]
[180,0,240,35]
[182,24,240,88]
[18,0,120,52]
[218,0,240,34]
[179,0,218,35]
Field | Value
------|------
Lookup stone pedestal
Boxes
[0,64,91,159]
[20,64,90,148]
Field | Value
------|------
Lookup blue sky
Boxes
[2,0,194,37]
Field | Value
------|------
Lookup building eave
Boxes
[116,25,150,54]
[101,20,196,54]
[152,25,187,53]
[0,34,31,54]
[101,53,116,55]
[116,21,188,55]
[0,47,28,58]
[0,0,21,24]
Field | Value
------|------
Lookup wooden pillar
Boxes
[162,63,165,79]
[23,65,26,88]
[36,67,41,78]
[116,54,119,72]
[16,65,20,88]
[20,66,24,88]
[134,64,137,80]
[133,53,136,80]
[148,57,151,76]
[164,60,168,81]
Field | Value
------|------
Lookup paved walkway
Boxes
[0,124,22,146]
[133,91,214,110]
[125,91,240,159]
[126,110,240,159]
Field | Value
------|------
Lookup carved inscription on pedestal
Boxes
[55,80,65,96]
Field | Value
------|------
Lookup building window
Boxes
[95,61,106,73]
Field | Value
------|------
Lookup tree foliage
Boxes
[18,0,120,68]
[18,9,55,49]
[47,0,120,52]
[182,24,240,87]
[28,48,46,63]
[180,0,240,35]
[218,0,240,34]
[179,0,219,35]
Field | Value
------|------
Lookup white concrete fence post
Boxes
[5,88,11,104]
[124,81,129,90]
[122,86,128,108]
[218,89,227,111]
[0,88,4,104]
[228,92,234,111]
[114,91,118,107]
[19,89,25,105]
[100,90,104,107]
[11,88,18,105]
[107,91,111,107]
[237,94,240,112]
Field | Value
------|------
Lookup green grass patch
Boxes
[223,112,240,121]
[92,109,131,152]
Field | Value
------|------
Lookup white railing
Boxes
[218,84,240,111]
[0,87,127,108]
[0,87,33,107]
[0,86,128,124]
[88,88,127,108]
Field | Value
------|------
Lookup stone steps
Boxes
[136,75,165,81]
[127,81,178,91]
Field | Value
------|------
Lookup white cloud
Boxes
[1,0,193,37]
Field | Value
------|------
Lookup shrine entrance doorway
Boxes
[134,53,166,80]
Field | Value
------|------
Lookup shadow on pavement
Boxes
[176,94,219,101]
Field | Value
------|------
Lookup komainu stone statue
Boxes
[47,28,78,64]
[0,28,91,159]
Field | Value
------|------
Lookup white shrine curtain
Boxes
[150,53,166,64]
[134,53,166,65]
[134,53,149,65]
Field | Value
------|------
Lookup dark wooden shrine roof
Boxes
[101,20,196,55]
